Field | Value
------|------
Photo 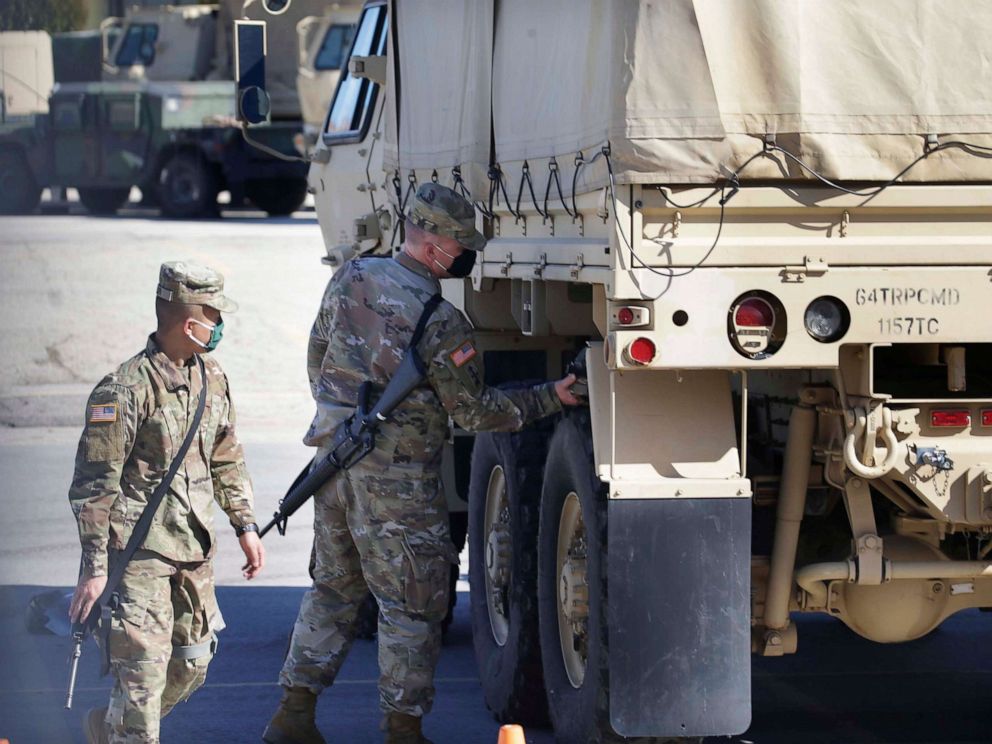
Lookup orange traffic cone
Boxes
[497,724,526,744]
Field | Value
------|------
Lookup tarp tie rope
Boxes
[517,161,549,222]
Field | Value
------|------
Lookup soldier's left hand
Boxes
[239,532,265,580]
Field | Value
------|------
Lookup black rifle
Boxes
[261,293,443,538]
[66,356,207,709]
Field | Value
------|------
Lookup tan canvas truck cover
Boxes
[384,0,992,197]
[213,0,332,119]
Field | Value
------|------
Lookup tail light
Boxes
[804,296,850,343]
[729,293,784,358]
[613,305,650,328]
[624,337,656,365]
[931,409,971,427]
[982,410,992,427]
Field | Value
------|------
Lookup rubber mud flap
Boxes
[607,497,751,738]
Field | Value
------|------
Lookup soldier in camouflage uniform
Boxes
[68,261,265,744]
[263,184,579,744]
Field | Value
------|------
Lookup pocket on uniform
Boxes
[401,537,458,620]
[109,594,154,660]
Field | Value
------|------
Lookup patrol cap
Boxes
[156,260,238,313]
[408,183,486,251]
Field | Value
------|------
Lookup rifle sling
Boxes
[86,354,208,629]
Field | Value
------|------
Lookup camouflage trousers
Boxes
[101,550,223,744]
[280,452,456,716]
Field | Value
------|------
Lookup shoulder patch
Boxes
[89,403,118,424]
[449,341,477,368]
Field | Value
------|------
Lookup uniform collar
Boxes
[146,334,193,391]
[394,251,441,290]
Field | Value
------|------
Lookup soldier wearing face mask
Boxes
[68,261,263,744]
[263,183,580,744]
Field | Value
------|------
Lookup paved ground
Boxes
[1,207,990,744]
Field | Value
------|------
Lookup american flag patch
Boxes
[89,404,118,423]
[449,341,477,368]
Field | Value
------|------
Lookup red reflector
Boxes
[617,307,635,325]
[734,298,775,327]
[627,337,656,365]
[982,410,992,427]
[931,410,971,427]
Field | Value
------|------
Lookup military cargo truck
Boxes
[0,2,324,217]
[244,0,992,741]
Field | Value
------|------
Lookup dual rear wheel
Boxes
[470,412,694,743]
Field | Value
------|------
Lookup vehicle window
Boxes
[315,24,356,71]
[116,23,159,67]
[323,4,387,142]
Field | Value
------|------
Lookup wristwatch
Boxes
[234,522,259,537]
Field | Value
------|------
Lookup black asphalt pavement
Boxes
[1,583,989,744]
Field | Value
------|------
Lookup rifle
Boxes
[66,356,207,709]
[260,348,427,537]
[261,293,443,538]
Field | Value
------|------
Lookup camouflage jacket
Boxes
[305,253,561,465]
[68,336,255,576]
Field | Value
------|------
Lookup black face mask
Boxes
[432,243,476,278]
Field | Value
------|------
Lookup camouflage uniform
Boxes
[69,262,255,744]
[280,185,561,719]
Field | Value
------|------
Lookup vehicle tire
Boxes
[78,187,130,215]
[0,150,41,214]
[245,178,308,216]
[538,411,696,744]
[157,152,218,219]
[469,429,551,726]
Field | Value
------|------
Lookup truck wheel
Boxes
[245,178,308,216]
[0,150,41,214]
[78,187,130,215]
[538,411,695,744]
[469,430,550,725]
[158,152,218,219]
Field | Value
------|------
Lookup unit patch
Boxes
[89,403,118,423]
[449,341,477,368]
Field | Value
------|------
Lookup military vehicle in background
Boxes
[242,0,992,742]
[0,0,358,217]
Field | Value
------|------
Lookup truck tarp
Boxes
[384,0,992,196]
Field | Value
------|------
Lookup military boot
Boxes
[382,712,435,744]
[262,686,326,744]
[83,706,108,744]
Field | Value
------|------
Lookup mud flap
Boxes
[608,497,751,738]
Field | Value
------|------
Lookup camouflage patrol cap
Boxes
[156,260,238,313]
[408,183,486,251]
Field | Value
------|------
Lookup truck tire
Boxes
[0,150,41,215]
[245,178,308,217]
[78,187,130,215]
[538,411,696,744]
[158,152,218,219]
[469,430,550,726]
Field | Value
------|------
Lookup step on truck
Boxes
[239,1,992,741]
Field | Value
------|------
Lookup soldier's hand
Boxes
[69,574,107,624]
[555,374,582,406]
[240,532,265,580]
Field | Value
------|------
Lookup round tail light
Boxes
[804,296,850,342]
[617,307,635,325]
[735,298,775,327]
[624,337,656,365]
